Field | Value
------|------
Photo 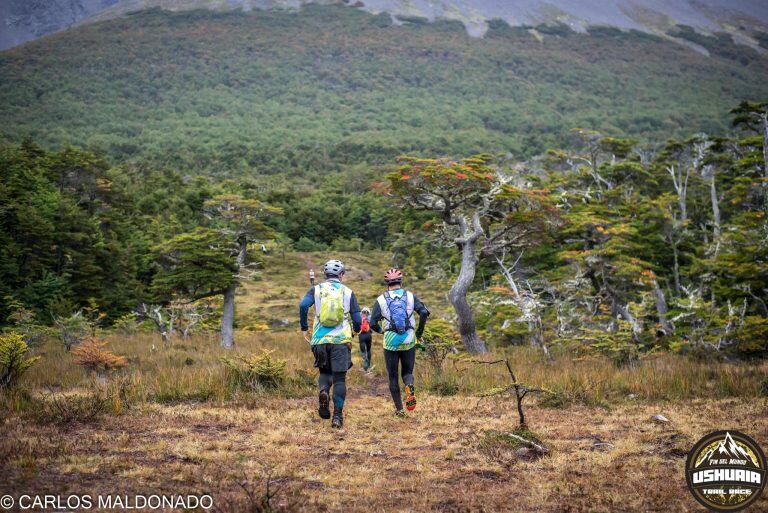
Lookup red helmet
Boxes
[384,268,403,284]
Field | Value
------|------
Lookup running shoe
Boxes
[395,409,406,418]
[331,412,344,429]
[405,384,416,411]
[318,389,331,419]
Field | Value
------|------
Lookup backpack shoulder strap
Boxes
[377,294,390,321]
[314,284,321,318]
[342,285,352,312]
[405,291,416,328]
[405,291,415,314]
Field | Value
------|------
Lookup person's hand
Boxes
[302,330,311,344]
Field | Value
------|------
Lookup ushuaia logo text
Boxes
[686,431,766,512]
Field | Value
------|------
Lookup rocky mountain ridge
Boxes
[2,0,768,51]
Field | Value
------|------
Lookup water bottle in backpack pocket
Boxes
[385,292,411,335]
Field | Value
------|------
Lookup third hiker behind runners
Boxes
[369,268,429,417]
[359,307,373,372]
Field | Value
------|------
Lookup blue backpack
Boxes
[385,291,411,334]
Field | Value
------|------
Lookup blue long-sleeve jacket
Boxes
[299,279,362,333]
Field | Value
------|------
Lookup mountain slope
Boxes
[1,5,767,175]
[3,0,768,50]
[0,0,120,50]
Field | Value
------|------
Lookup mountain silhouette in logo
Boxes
[696,432,759,468]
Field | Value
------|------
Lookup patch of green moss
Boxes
[479,428,544,453]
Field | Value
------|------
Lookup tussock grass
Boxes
[4,250,766,511]
[4,387,765,512]
[5,328,767,512]
[17,331,767,409]
[419,345,766,405]
[30,384,125,425]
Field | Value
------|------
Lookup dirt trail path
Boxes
[5,395,766,512]
[299,252,319,274]
[236,251,451,331]
[359,369,390,398]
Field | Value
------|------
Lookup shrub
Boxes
[293,237,327,252]
[112,312,141,335]
[71,337,128,377]
[330,237,363,251]
[575,324,640,367]
[0,333,40,390]
[5,300,51,346]
[420,319,459,376]
[222,350,287,390]
[420,320,461,395]
[537,389,572,409]
[732,316,768,358]
[471,290,529,346]
[428,378,459,396]
[53,311,89,350]
[207,464,299,513]
[535,22,573,37]
[32,381,129,425]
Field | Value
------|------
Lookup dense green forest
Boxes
[3,99,767,358]
[1,4,767,359]
[0,138,391,324]
[1,5,767,175]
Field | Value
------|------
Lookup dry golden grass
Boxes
[238,251,451,330]
[3,380,766,512]
[19,331,768,404]
[2,329,767,512]
[2,251,767,511]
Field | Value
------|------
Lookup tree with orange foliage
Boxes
[388,155,555,353]
[72,337,127,378]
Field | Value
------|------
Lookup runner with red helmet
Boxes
[384,268,403,283]
[369,267,430,416]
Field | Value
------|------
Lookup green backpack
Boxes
[318,283,345,327]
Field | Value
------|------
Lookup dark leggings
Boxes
[384,347,416,411]
[359,332,372,366]
[319,371,346,412]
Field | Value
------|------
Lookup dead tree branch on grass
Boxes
[456,356,550,429]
